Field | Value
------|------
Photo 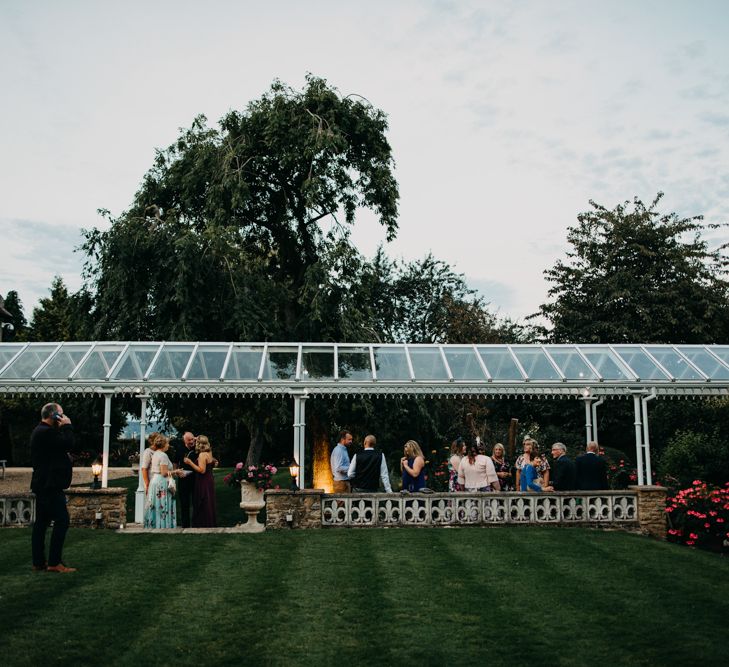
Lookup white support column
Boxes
[134,395,149,523]
[101,393,112,488]
[582,397,593,445]
[298,395,307,490]
[641,391,657,486]
[632,394,645,486]
[292,392,308,490]
[591,398,604,445]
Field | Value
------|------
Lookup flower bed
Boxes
[665,480,729,552]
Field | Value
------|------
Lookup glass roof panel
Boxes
[443,347,486,380]
[0,344,24,370]
[262,346,298,380]
[186,346,229,380]
[512,347,561,380]
[579,347,634,380]
[224,346,264,380]
[37,345,91,379]
[613,347,669,380]
[373,347,410,380]
[645,347,703,380]
[109,345,159,380]
[408,347,449,380]
[708,346,729,369]
[477,347,523,380]
[545,347,598,381]
[74,346,126,379]
[147,345,195,379]
[0,345,58,378]
[678,347,729,380]
[302,348,334,380]
[338,348,372,381]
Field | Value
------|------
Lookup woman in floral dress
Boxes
[144,435,177,529]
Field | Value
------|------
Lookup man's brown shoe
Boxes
[46,564,77,573]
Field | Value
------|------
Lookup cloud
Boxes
[700,112,729,127]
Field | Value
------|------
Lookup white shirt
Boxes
[347,449,393,493]
[150,450,171,475]
[141,447,153,472]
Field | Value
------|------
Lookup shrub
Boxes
[658,429,729,488]
[665,481,729,553]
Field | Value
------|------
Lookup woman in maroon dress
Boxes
[184,435,217,527]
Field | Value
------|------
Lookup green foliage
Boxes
[658,429,729,488]
[27,277,95,342]
[2,291,27,341]
[535,193,729,343]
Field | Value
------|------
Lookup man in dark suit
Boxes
[545,442,577,491]
[576,441,609,490]
[30,402,75,573]
[174,431,198,528]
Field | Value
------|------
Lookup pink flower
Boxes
[689,533,698,540]
[236,462,244,470]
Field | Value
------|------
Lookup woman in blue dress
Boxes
[401,440,426,492]
[144,435,177,529]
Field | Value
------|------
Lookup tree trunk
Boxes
[507,418,519,461]
[310,413,333,493]
[245,418,265,467]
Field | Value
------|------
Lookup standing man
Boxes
[176,431,197,528]
[330,429,353,493]
[30,403,75,573]
[347,435,393,493]
[576,441,609,490]
[545,442,577,492]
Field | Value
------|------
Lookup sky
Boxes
[2,0,729,324]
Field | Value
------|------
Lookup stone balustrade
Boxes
[267,487,668,537]
[0,488,127,529]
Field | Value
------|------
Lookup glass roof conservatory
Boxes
[1,342,728,397]
[4,341,725,500]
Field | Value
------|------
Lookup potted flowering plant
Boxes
[224,462,278,491]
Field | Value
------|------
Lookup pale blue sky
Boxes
[2,0,728,321]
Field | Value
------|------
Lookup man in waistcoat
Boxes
[347,434,393,493]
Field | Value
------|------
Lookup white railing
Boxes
[321,491,637,527]
[0,495,36,526]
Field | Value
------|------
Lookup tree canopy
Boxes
[82,75,399,342]
[535,193,729,343]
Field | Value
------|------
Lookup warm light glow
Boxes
[312,438,334,493]
[289,462,299,479]
[91,462,103,477]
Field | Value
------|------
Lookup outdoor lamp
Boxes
[91,460,102,489]
[289,460,299,491]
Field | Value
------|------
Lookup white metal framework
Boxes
[3,342,727,516]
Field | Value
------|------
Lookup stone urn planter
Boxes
[239,480,266,533]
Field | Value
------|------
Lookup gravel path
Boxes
[0,467,136,494]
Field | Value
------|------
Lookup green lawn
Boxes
[1,527,727,666]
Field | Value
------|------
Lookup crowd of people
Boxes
[141,430,218,529]
[332,430,609,494]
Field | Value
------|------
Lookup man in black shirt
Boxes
[576,441,609,490]
[30,402,75,573]
[175,431,198,528]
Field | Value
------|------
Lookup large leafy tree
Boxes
[82,75,399,342]
[535,193,729,344]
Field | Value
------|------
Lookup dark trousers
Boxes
[178,477,194,528]
[32,491,70,567]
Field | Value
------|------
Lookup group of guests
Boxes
[331,429,609,494]
[449,436,609,493]
[142,431,218,529]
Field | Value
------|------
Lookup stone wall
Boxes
[265,489,324,529]
[65,488,127,529]
[631,485,668,539]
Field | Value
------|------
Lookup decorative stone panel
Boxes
[65,488,127,529]
[630,485,668,539]
[265,489,324,529]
